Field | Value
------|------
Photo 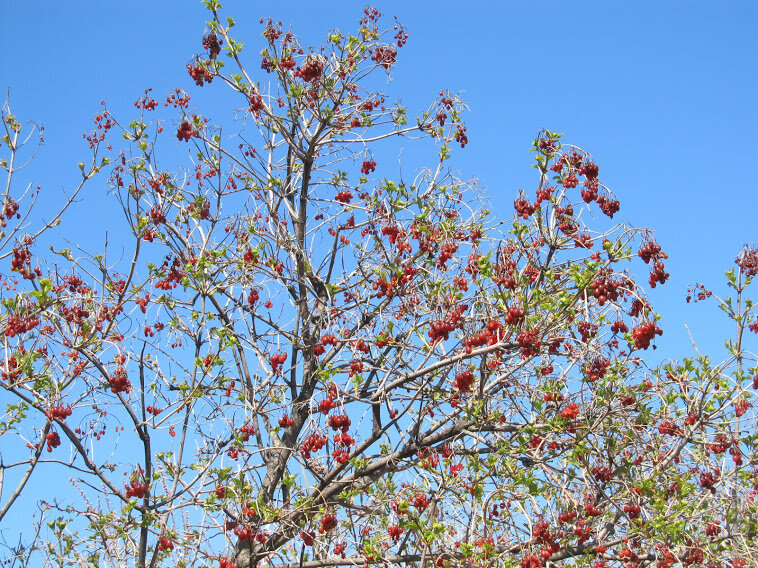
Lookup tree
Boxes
[1,3,756,567]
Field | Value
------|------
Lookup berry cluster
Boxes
[371,46,397,69]
[47,405,72,420]
[125,479,149,499]
[328,414,351,433]
[428,304,467,344]
[514,196,535,219]
[278,414,295,428]
[591,466,613,482]
[531,520,560,560]
[176,121,196,142]
[156,535,174,552]
[584,357,610,382]
[589,272,621,306]
[631,321,662,350]
[501,305,524,327]
[335,189,353,204]
[453,369,475,393]
[561,403,580,419]
[658,420,682,437]
[516,328,541,358]
[413,493,429,511]
[360,160,377,174]
[318,383,338,414]
[318,513,337,533]
[348,359,363,377]
[187,63,214,86]
[4,312,40,337]
[270,352,287,374]
[736,246,758,277]
[202,33,222,59]
[638,240,670,287]
[109,366,131,394]
[576,322,598,343]
[699,469,720,494]
[294,57,324,82]
[463,320,503,353]
[300,433,327,459]
[0,198,20,228]
[45,431,61,452]
[11,246,40,280]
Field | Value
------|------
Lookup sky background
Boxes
[1,0,756,360]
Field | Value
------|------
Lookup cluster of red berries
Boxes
[318,513,337,533]
[453,369,475,393]
[47,405,72,420]
[328,414,351,433]
[584,357,610,382]
[576,322,598,343]
[348,359,363,378]
[413,493,429,511]
[561,403,580,419]
[658,420,682,437]
[176,121,196,142]
[300,433,327,459]
[321,334,338,346]
[388,524,403,541]
[278,414,295,428]
[156,535,174,551]
[0,198,20,228]
[360,160,377,174]
[735,399,751,417]
[371,46,397,69]
[610,320,628,334]
[428,304,467,344]
[109,366,131,394]
[11,246,40,280]
[270,352,287,374]
[300,530,315,546]
[464,320,503,353]
[531,520,560,560]
[623,501,641,519]
[637,240,670,288]
[699,469,720,493]
[319,384,338,413]
[736,246,758,277]
[45,431,61,452]
[514,196,535,219]
[187,63,214,86]
[631,321,662,350]
[516,328,541,358]
[589,272,621,306]
[294,58,324,82]
[335,189,353,204]
[707,434,731,454]
[237,424,256,442]
[125,479,149,499]
[202,33,222,59]
[596,195,620,218]
[520,555,542,568]
[591,466,613,482]
[454,125,468,148]
[4,313,40,337]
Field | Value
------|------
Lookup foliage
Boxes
[1,4,757,568]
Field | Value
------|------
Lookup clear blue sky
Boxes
[1,0,756,360]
